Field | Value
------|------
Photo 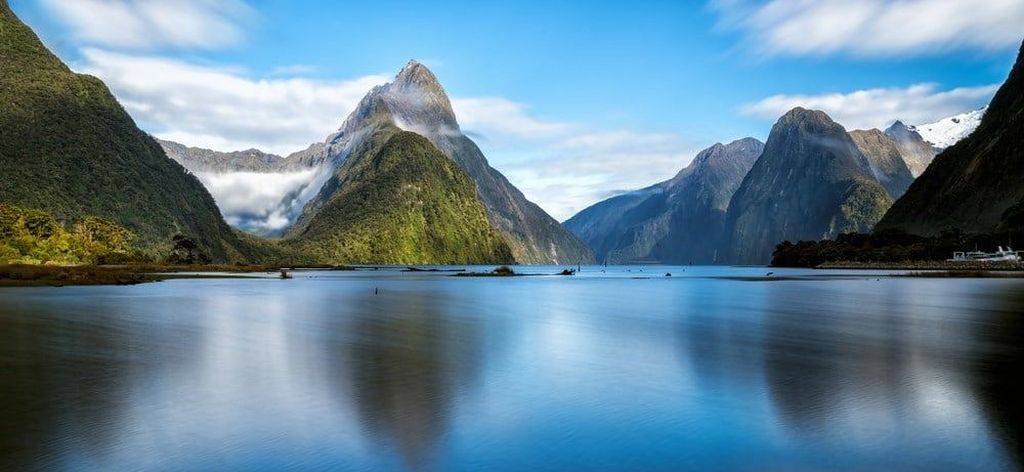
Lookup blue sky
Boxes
[11,0,1023,220]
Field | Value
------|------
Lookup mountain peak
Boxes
[779,107,834,126]
[394,59,443,90]
[331,60,458,140]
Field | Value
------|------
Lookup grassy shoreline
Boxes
[0,264,349,287]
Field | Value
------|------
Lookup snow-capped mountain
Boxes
[909,107,986,149]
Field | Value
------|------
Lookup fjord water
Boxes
[1,267,1020,471]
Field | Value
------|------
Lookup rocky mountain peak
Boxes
[395,60,440,88]
[333,60,458,141]
[776,107,843,133]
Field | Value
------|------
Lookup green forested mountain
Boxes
[284,128,513,264]
[0,2,252,261]
[295,61,592,264]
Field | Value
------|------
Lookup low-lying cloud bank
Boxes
[195,169,318,234]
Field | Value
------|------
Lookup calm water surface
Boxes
[1,266,1021,471]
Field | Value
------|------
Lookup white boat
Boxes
[948,246,1022,262]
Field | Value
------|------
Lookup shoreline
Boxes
[0,264,308,287]
[814,261,1024,271]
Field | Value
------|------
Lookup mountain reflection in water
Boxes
[0,267,1020,471]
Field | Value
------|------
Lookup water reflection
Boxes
[340,290,484,470]
[0,309,128,470]
[0,271,1022,471]
[971,287,1024,468]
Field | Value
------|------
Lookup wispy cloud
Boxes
[76,49,699,222]
[40,0,254,50]
[448,98,702,220]
[501,137,702,221]
[453,98,573,139]
[80,49,389,155]
[741,82,997,130]
[712,0,1024,57]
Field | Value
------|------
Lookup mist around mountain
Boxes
[564,138,763,264]
[883,121,938,177]
[848,129,915,199]
[159,139,328,235]
[281,128,513,264]
[0,1,255,262]
[5,0,1009,267]
[155,61,591,264]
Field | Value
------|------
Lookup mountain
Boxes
[884,121,938,177]
[0,2,252,261]
[880,110,983,178]
[910,108,986,149]
[877,42,1024,236]
[564,138,763,264]
[159,139,324,173]
[723,108,893,264]
[285,61,593,264]
[848,129,915,199]
[282,128,513,264]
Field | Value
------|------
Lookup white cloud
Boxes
[712,0,1024,57]
[449,98,703,220]
[508,132,701,221]
[197,170,318,232]
[40,0,254,50]
[452,98,573,139]
[79,49,389,155]
[75,49,698,222]
[431,94,699,220]
[741,82,997,130]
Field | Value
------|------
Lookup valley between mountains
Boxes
[1,0,1021,267]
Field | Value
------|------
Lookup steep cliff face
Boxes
[288,61,593,264]
[848,129,915,199]
[564,138,763,264]
[0,2,251,261]
[877,41,1024,236]
[884,121,938,177]
[723,108,892,264]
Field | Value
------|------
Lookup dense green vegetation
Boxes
[831,181,894,234]
[285,128,513,264]
[0,204,143,265]
[0,2,253,262]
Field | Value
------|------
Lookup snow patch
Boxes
[910,107,986,149]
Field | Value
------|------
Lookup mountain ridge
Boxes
[0,2,253,261]
[564,138,763,264]
[723,108,893,264]
[287,60,593,264]
[877,41,1024,236]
